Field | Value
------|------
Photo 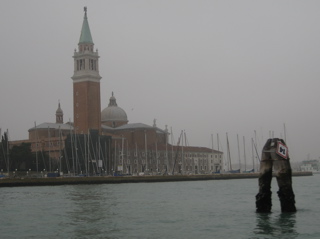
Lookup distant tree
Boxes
[0,133,50,173]
[0,132,9,171]
[10,143,35,171]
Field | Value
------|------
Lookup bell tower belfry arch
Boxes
[72,7,102,134]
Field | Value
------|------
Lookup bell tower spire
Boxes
[56,101,64,124]
[72,7,102,134]
[79,7,93,48]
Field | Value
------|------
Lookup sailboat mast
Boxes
[165,127,168,173]
[69,121,75,176]
[58,125,62,174]
[121,135,124,174]
[243,136,247,172]
[104,140,107,175]
[155,140,158,173]
[75,131,78,175]
[226,133,232,171]
[6,129,10,174]
[251,138,255,172]
[217,134,220,151]
[170,127,174,174]
[87,130,90,176]
[35,122,39,174]
[237,134,241,172]
[48,126,51,172]
[84,132,87,175]
[144,130,148,172]
[126,139,129,174]
[114,141,117,175]
[181,130,184,174]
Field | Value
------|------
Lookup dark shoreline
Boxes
[0,171,312,187]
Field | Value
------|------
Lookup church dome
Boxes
[101,93,128,127]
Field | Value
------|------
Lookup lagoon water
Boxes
[1,175,320,239]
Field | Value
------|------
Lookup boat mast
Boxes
[58,125,62,174]
[35,122,39,174]
[135,142,137,172]
[237,134,241,172]
[170,127,174,174]
[181,130,184,174]
[211,134,214,172]
[6,129,10,175]
[69,121,75,176]
[126,139,129,174]
[165,125,168,174]
[121,135,124,174]
[172,130,183,175]
[226,133,232,171]
[144,130,148,173]
[75,130,78,175]
[87,130,90,176]
[217,133,220,151]
[48,126,51,172]
[135,142,138,174]
[243,136,247,172]
[114,140,116,175]
[105,140,108,175]
[251,138,255,172]
[155,140,158,173]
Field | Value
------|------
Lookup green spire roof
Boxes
[79,7,93,44]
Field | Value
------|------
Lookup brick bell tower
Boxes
[72,7,101,134]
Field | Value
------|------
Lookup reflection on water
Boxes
[66,185,117,239]
[1,177,319,238]
[254,212,299,238]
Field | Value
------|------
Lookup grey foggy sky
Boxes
[1,0,320,163]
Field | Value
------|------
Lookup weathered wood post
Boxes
[256,138,296,213]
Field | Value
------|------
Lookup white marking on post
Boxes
[276,141,288,159]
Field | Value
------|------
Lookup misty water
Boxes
[0,175,319,239]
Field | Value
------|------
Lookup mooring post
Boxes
[256,138,296,213]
